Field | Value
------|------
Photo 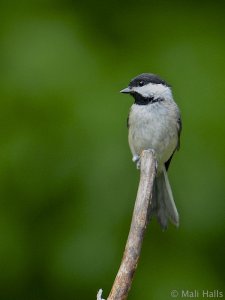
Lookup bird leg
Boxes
[132,155,141,169]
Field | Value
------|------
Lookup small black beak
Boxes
[120,87,132,94]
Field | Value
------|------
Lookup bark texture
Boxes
[107,149,156,300]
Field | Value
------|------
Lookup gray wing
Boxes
[165,116,182,170]
[127,114,130,128]
[176,116,182,150]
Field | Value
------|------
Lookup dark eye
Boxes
[139,81,144,87]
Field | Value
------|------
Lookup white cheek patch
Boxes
[133,83,172,100]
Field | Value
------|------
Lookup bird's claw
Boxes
[132,150,158,171]
[132,155,141,169]
[136,160,141,169]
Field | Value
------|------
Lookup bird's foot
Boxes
[132,155,141,169]
[143,149,158,173]
[132,150,158,171]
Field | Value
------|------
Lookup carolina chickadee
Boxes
[120,73,182,229]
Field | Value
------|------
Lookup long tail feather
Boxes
[149,166,179,229]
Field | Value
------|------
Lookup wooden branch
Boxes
[103,149,156,300]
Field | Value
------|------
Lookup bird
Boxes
[120,73,182,229]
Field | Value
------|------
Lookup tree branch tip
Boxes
[140,149,157,172]
[97,289,105,300]
[141,149,156,158]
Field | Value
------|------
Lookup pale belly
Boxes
[128,103,178,168]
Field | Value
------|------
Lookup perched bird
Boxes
[120,73,182,229]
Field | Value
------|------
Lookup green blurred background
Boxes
[0,1,224,299]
